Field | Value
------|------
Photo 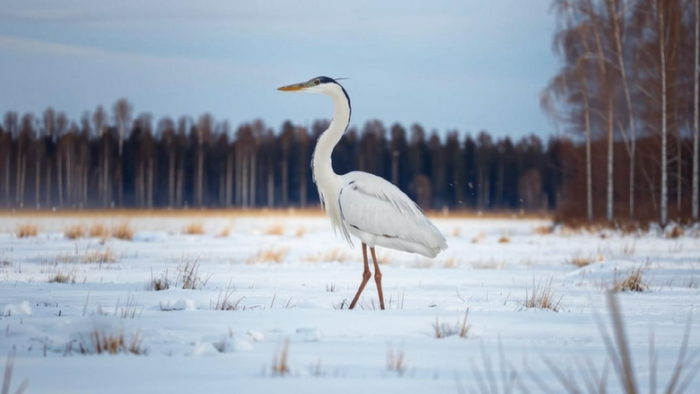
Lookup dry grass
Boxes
[264,223,285,236]
[533,225,554,235]
[325,283,336,292]
[217,226,231,237]
[116,294,141,319]
[470,259,506,270]
[176,258,210,290]
[304,247,352,263]
[442,257,459,269]
[386,342,406,375]
[63,223,86,239]
[569,254,604,268]
[271,338,291,376]
[518,277,562,312]
[542,291,700,394]
[182,222,205,235]
[47,266,78,284]
[212,280,242,310]
[613,266,648,292]
[88,222,110,238]
[15,223,38,238]
[498,235,511,244]
[295,226,307,237]
[471,233,485,243]
[111,221,134,240]
[82,248,118,264]
[451,227,461,237]
[433,309,471,339]
[146,268,170,291]
[2,349,28,394]
[74,329,145,355]
[247,246,289,264]
[667,225,684,239]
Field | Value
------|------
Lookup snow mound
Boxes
[159,299,196,311]
[4,301,32,317]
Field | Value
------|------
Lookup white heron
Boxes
[278,76,447,310]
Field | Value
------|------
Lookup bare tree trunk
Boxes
[147,158,154,208]
[226,153,233,206]
[580,71,594,222]
[588,0,614,221]
[235,146,242,206]
[4,154,9,205]
[608,0,637,219]
[103,145,110,208]
[45,162,51,208]
[391,151,399,186]
[57,150,63,208]
[249,150,256,207]
[606,99,614,221]
[35,157,40,208]
[659,2,668,226]
[66,146,72,207]
[197,147,204,207]
[694,0,700,221]
[241,151,249,208]
[169,152,175,207]
[677,127,682,217]
[176,156,184,207]
[267,161,274,207]
[281,159,288,206]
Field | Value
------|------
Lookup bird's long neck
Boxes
[312,85,351,186]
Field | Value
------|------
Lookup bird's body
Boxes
[278,76,447,309]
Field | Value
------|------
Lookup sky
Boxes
[0,1,558,138]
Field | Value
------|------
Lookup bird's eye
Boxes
[314,79,320,85]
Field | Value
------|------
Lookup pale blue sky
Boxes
[0,1,557,137]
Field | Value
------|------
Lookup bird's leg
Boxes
[370,247,385,310]
[348,243,371,310]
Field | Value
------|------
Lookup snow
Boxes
[0,213,699,393]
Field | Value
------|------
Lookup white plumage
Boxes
[278,76,447,310]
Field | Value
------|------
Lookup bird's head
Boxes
[277,76,344,95]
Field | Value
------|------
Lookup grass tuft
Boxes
[182,222,205,235]
[667,225,684,239]
[498,235,511,244]
[146,268,170,291]
[518,276,562,312]
[47,267,78,284]
[613,266,648,292]
[63,223,86,239]
[247,246,289,264]
[433,309,471,339]
[82,248,118,264]
[304,248,352,263]
[212,280,243,310]
[271,338,291,376]
[533,225,554,235]
[111,221,134,240]
[74,329,145,355]
[386,342,406,376]
[264,223,285,236]
[15,223,39,238]
[88,222,110,238]
[295,226,307,237]
[176,258,210,290]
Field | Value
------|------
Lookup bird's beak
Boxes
[277,82,307,92]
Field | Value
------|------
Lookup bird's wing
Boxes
[337,172,446,250]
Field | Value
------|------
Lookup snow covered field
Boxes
[1,212,698,393]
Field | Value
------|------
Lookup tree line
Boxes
[0,101,565,212]
[542,0,699,224]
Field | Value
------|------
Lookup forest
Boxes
[1,0,699,226]
[0,106,564,213]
